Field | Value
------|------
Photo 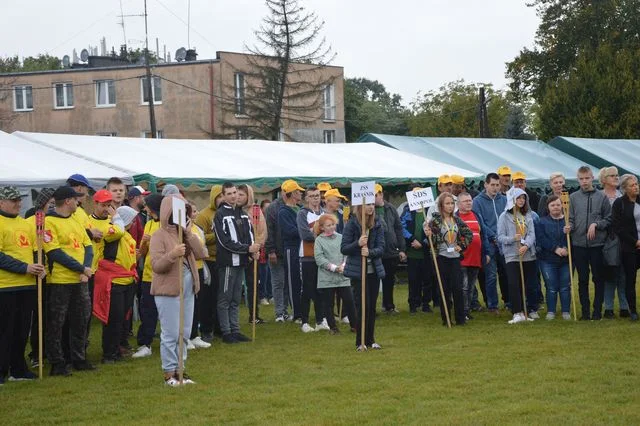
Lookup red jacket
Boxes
[93,259,138,325]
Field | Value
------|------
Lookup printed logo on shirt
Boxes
[15,231,31,248]
[69,233,81,249]
[108,227,116,235]
[129,243,136,255]
[43,230,53,243]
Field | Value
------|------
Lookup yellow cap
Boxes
[375,184,383,194]
[451,174,465,185]
[497,166,512,176]
[512,171,527,181]
[281,179,305,193]
[324,188,347,201]
[438,174,453,184]
[317,182,332,192]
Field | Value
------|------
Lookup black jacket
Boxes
[213,203,254,267]
[379,201,406,259]
[341,217,386,280]
[612,195,640,253]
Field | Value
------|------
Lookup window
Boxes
[234,73,245,115]
[13,85,33,111]
[95,80,116,106]
[323,84,335,121]
[140,76,162,104]
[141,130,164,139]
[323,130,335,144]
[53,83,74,109]
[236,128,248,139]
[96,132,118,137]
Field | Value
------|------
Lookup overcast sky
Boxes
[3,0,539,105]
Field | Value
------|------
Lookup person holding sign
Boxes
[497,188,538,324]
[341,203,385,351]
[150,196,208,386]
[423,193,473,326]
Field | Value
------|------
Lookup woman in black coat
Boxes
[341,203,385,351]
[611,174,640,321]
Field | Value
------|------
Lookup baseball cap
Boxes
[451,175,465,185]
[317,182,332,192]
[497,166,512,176]
[324,188,347,201]
[93,189,114,203]
[144,194,163,215]
[66,174,94,191]
[512,171,527,181]
[34,188,55,210]
[53,186,83,201]
[281,179,304,193]
[0,186,22,201]
[128,185,150,198]
[375,184,383,194]
[438,175,453,184]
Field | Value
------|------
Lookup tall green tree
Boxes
[0,54,61,73]
[408,80,516,138]
[344,77,409,141]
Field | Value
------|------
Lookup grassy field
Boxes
[3,283,640,425]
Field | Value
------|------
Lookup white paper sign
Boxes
[405,187,436,211]
[172,197,187,227]
[351,181,376,206]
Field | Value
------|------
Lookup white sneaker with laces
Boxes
[562,312,572,320]
[190,336,212,349]
[165,376,181,387]
[528,311,540,319]
[341,316,350,324]
[275,315,285,323]
[260,298,269,305]
[294,318,302,324]
[371,343,382,350]
[315,318,330,331]
[546,312,555,320]
[301,323,316,333]
[508,313,526,324]
[187,340,196,350]
[132,345,152,358]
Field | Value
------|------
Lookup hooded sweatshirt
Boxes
[497,188,536,263]
[194,185,222,261]
[149,196,208,297]
[472,190,507,244]
[241,185,267,247]
[214,201,254,268]
[568,187,611,248]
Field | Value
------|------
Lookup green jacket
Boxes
[314,233,350,289]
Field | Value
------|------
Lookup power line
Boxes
[151,0,217,50]
[0,75,145,92]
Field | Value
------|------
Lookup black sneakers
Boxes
[222,333,238,344]
[72,361,97,371]
[50,363,72,377]
[233,333,251,343]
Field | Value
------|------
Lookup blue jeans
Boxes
[484,254,508,309]
[259,263,272,299]
[603,265,629,311]
[539,260,571,313]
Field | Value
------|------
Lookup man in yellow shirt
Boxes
[43,186,95,377]
[0,187,44,383]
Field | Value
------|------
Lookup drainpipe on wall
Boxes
[209,60,215,138]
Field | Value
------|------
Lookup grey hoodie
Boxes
[568,188,611,248]
[497,189,536,263]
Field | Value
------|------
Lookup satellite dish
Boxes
[80,49,89,62]
[62,55,70,68]
[175,47,187,62]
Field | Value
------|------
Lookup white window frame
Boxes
[141,130,164,139]
[323,129,335,144]
[13,85,33,111]
[323,84,336,121]
[140,76,162,105]
[234,72,246,116]
[95,80,116,107]
[53,82,74,109]
[96,132,118,137]
[236,128,248,139]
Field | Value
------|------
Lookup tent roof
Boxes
[0,131,133,188]
[357,133,598,187]
[549,136,640,176]
[12,132,481,192]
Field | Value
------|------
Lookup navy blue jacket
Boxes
[278,204,301,249]
[534,215,568,264]
[341,217,386,280]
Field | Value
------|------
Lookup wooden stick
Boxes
[35,210,44,380]
[251,205,260,342]
[561,192,578,321]
[515,206,529,319]
[424,207,451,328]
[360,196,367,350]
[177,211,185,385]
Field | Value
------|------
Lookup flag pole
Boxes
[561,192,578,321]
[424,205,451,328]
[35,210,45,380]
[177,210,185,385]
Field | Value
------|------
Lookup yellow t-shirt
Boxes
[0,214,36,289]
[103,231,137,285]
[43,213,92,284]
[192,226,205,270]
[72,206,91,229]
[87,215,125,272]
[142,219,161,282]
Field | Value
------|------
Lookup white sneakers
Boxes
[315,318,330,331]
[275,315,285,323]
[186,340,196,350]
[341,316,350,324]
[546,312,555,320]
[190,336,212,349]
[301,323,316,333]
[132,345,152,358]
[508,312,535,324]
[562,312,572,320]
[528,311,540,319]
[259,298,270,305]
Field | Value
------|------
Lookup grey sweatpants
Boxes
[217,266,244,334]
[270,258,288,317]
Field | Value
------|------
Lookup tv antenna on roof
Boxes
[62,55,70,68]
[175,47,187,62]
[80,49,89,62]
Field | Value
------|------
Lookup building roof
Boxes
[548,136,640,176]
[357,133,599,187]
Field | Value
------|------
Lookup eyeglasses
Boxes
[608,174,619,177]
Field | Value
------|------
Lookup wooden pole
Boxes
[177,211,185,385]
[360,197,367,350]
[424,207,451,328]
[251,205,260,342]
[35,211,44,380]
[515,206,529,320]
[561,192,578,321]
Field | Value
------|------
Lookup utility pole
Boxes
[478,87,491,138]
[144,0,157,138]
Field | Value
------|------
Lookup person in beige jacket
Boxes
[150,195,207,386]
[238,184,267,324]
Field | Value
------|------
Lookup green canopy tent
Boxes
[356,134,598,188]
[549,136,640,176]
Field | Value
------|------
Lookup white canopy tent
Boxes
[12,132,481,192]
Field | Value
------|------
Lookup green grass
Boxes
[3,284,640,425]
